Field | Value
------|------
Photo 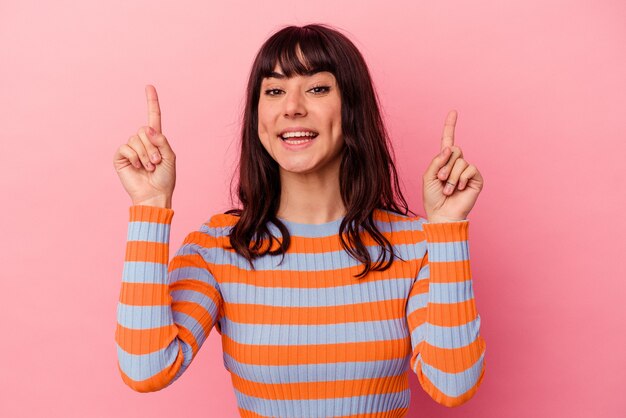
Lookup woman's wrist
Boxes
[132,195,172,209]
[427,215,467,223]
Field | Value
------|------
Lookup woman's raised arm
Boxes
[115,205,224,392]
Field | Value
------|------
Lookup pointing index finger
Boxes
[145,84,162,133]
[440,110,457,151]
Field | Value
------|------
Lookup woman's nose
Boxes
[283,90,307,117]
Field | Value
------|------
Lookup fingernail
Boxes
[147,161,154,170]
[147,127,155,136]
[444,184,453,194]
[151,152,160,163]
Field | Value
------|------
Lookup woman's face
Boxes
[257,65,344,176]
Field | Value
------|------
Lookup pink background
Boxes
[1,0,625,417]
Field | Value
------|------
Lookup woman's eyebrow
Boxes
[265,69,325,80]
[266,71,286,80]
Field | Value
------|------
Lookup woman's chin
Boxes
[278,160,319,175]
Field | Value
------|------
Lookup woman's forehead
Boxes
[264,66,335,81]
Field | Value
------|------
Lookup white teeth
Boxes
[281,131,317,139]
[284,138,313,144]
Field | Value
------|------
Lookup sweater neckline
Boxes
[276,216,345,227]
[273,215,345,238]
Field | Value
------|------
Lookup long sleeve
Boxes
[405,219,486,407]
[115,205,224,392]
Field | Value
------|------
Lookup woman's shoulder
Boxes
[206,211,240,229]
[177,212,239,252]
[197,208,428,234]
[373,207,427,229]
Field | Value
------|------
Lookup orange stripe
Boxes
[125,241,169,264]
[176,324,200,357]
[211,227,423,253]
[422,220,469,243]
[408,277,429,296]
[343,409,409,418]
[427,299,478,327]
[208,209,421,229]
[172,300,216,343]
[222,334,410,365]
[231,372,409,400]
[427,259,471,283]
[238,407,410,418]
[119,282,170,306]
[115,323,177,355]
[169,278,222,304]
[167,252,210,272]
[420,336,486,373]
[407,306,427,329]
[117,351,184,393]
[238,409,267,418]
[212,261,417,288]
[225,298,406,325]
[205,210,427,249]
[415,355,486,407]
[181,230,214,248]
[129,205,174,223]
[120,281,221,311]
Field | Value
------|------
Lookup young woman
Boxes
[113,24,486,417]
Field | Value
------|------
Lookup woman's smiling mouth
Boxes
[278,128,319,148]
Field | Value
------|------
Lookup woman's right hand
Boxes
[113,85,176,208]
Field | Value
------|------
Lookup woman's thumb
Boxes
[146,128,175,161]
[424,147,450,181]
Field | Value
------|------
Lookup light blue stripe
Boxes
[170,289,220,321]
[122,263,218,286]
[223,353,410,384]
[220,317,409,346]
[425,316,482,349]
[201,210,426,239]
[205,242,422,272]
[127,221,171,243]
[428,281,475,304]
[219,278,413,307]
[234,388,411,417]
[416,263,429,280]
[117,302,215,349]
[420,351,486,397]
[426,240,470,263]
[121,261,168,284]
[273,216,345,238]
[410,323,426,347]
[116,341,181,381]
[171,310,209,347]
[270,216,426,238]
[169,265,219,288]
[117,303,172,329]
[406,292,428,313]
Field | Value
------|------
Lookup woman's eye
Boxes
[310,86,330,94]
[263,86,330,96]
[264,89,283,96]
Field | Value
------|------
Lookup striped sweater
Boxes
[116,205,486,417]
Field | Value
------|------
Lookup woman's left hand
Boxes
[422,110,484,223]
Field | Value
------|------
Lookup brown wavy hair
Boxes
[225,23,417,279]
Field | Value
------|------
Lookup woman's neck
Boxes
[276,163,346,224]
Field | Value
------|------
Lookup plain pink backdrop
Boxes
[1,0,625,417]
